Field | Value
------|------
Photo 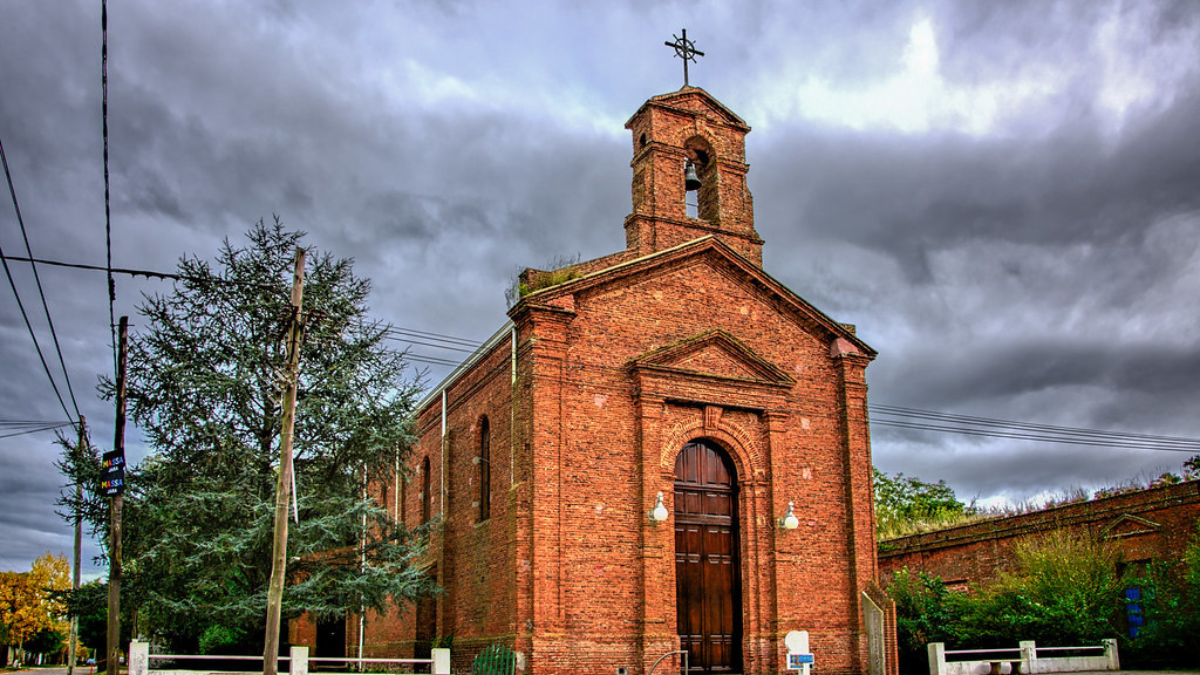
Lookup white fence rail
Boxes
[128,641,451,675]
[928,639,1118,675]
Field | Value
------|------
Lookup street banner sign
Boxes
[101,450,125,497]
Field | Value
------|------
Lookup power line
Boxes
[381,326,483,349]
[0,422,73,440]
[870,405,1200,453]
[871,404,1200,446]
[102,0,116,375]
[406,353,463,368]
[0,143,75,424]
[0,137,81,420]
[871,418,1200,453]
[0,254,278,290]
[0,419,74,427]
[382,334,477,354]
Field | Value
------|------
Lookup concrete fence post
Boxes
[1019,641,1036,675]
[432,647,451,675]
[128,641,148,675]
[289,646,309,675]
[928,642,946,675]
[1102,638,1119,671]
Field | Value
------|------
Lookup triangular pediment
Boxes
[512,236,874,358]
[627,86,750,130]
[1102,513,1161,539]
[629,329,795,387]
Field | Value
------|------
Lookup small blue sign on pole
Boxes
[788,653,814,670]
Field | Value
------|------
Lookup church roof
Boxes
[515,235,875,357]
[625,86,750,131]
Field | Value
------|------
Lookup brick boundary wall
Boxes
[878,480,1200,587]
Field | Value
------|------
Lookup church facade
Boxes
[298,87,896,675]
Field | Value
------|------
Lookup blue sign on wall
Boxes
[788,653,814,669]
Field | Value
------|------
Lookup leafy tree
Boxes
[57,580,109,656]
[59,218,432,651]
[874,468,971,538]
[22,627,66,661]
[1185,454,1200,479]
[0,553,69,663]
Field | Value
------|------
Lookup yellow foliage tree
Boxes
[0,552,70,657]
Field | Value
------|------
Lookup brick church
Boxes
[299,85,897,675]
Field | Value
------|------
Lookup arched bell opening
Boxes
[683,136,717,222]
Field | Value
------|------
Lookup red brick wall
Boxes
[878,481,1200,588]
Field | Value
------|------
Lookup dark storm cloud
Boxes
[3,0,1200,575]
[877,339,1200,412]
[758,85,1200,286]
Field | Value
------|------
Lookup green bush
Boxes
[887,569,963,675]
[968,530,1125,645]
[1120,523,1200,668]
[888,530,1126,673]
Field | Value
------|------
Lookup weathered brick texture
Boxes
[295,87,891,675]
[878,481,1200,589]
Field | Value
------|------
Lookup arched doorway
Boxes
[674,439,742,673]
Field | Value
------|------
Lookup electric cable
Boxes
[0,155,74,423]
[871,404,1200,446]
[102,0,116,373]
[382,335,477,354]
[870,408,1200,452]
[405,353,463,368]
[0,254,277,290]
[0,422,73,440]
[382,326,482,348]
[0,137,81,419]
[0,419,74,427]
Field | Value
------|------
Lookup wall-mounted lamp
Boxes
[779,501,799,530]
[649,491,669,523]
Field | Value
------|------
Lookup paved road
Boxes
[7,668,70,675]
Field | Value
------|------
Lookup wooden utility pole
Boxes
[107,317,128,675]
[68,416,87,675]
[263,249,306,675]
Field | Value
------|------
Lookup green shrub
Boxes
[887,569,963,675]
[1121,523,1200,667]
[962,530,1124,646]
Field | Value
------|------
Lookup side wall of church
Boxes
[350,340,524,672]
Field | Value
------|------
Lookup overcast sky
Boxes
[2,0,1199,577]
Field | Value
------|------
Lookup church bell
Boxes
[684,160,702,191]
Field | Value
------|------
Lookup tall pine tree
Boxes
[59,218,431,651]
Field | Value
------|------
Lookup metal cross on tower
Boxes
[665,29,704,87]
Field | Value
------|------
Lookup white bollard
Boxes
[1102,638,1119,671]
[928,642,946,675]
[432,647,451,675]
[1019,641,1036,675]
[127,641,149,675]
[289,646,309,675]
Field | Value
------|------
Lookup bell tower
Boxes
[623,86,762,265]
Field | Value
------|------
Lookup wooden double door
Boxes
[674,440,743,673]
